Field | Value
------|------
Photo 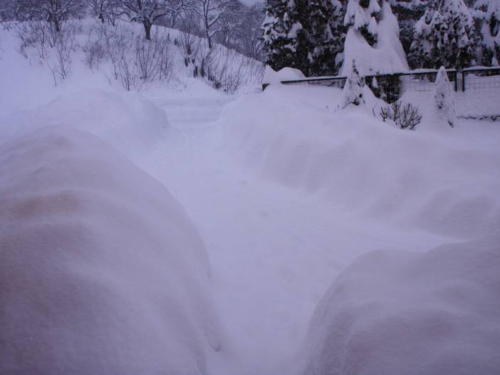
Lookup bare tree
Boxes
[194,0,230,49]
[118,0,170,40]
[164,0,195,28]
[234,3,264,60]
[87,0,120,24]
[18,0,86,32]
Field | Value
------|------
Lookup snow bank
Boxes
[220,84,500,239]
[263,66,306,85]
[0,126,221,374]
[299,231,500,375]
[2,89,168,162]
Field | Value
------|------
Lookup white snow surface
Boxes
[262,65,306,84]
[1,20,500,375]
[0,126,221,374]
[300,231,500,375]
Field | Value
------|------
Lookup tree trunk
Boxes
[144,21,152,41]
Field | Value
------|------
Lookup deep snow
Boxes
[0,125,220,375]
[1,20,500,375]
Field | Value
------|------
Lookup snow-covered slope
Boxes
[0,125,221,374]
[300,231,500,375]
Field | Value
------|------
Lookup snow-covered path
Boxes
[142,92,451,375]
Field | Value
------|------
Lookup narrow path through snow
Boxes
[142,93,450,375]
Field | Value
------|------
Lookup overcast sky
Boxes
[240,0,263,6]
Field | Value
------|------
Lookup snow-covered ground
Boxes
[1,21,500,374]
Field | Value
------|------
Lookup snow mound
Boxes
[2,89,168,161]
[263,66,306,85]
[300,232,500,375]
[220,85,500,239]
[0,126,220,374]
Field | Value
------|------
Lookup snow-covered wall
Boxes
[299,232,500,375]
[0,126,221,374]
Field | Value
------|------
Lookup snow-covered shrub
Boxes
[179,28,201,68]
[47,22,77,83]
[0,125,221,374]
[300,232,500,375]
[198,44,262,94]
[434,66,456,127]
[134,31,173,83]
[83,24,108,70]
[380,101,422,129]
[338,61,365,109]
[15,20,77,83]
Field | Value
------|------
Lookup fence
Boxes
[263,66,500,103]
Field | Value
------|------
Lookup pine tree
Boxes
[434,66,456,127]
[341,0,408,77]
[390,0,428,55]
[299,0,345,76]
[262,0,302,72]
[262,0,345,76]
[409,0,477,69]
[474,0,500,66]
[344,0,382,46]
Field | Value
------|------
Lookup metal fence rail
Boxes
[264,67,500,103]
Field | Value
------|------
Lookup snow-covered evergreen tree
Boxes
[409,0,477,69]
[262,0,345,76]
[338,60,365,109]
[390,0,428,55]
[434,66,456,127]
[300,0,345,75]
[344,0,382,45]
[341,0,408,76]
[474,0,500,66]
[262,0,302,72]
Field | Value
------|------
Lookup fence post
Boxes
[454,71,458,92]
[462,70,466,92]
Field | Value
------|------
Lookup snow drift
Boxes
[220,84,500,239]
[2,89,168,163]
[0,126,221,374]
[299,231,500,375]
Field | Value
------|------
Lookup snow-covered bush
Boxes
[338,61,365,109]
[197,43,263,94]
[15,20,77,83]
[300,232,500,375]
[0,125,221,374]
[178,28,201,69]
[434,66,456,127]
[83,23,174,90]
[380,100,422,129]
